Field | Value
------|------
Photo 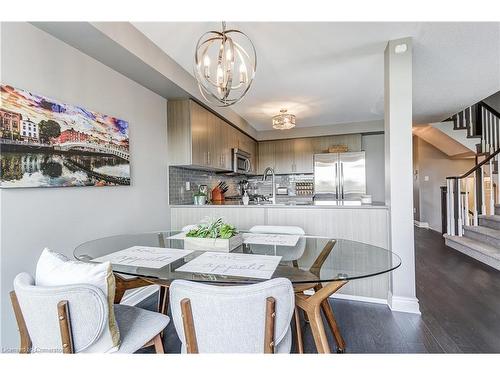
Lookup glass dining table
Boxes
[74,230,401,354]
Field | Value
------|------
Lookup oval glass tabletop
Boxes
[74,231,401,285]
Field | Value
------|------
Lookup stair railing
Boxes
[446,147,500,236]
[479,101,500,154]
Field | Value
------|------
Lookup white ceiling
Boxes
[133,22,500,131]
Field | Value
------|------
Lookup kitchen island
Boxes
[170,202,390,303]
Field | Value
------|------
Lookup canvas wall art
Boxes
[0,84,130,188]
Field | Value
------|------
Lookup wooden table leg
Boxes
[320,298,345,352]
[114,274,155,304]
[295,280,347,354]
[306,305,330,353]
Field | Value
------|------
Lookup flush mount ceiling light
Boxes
[272,109,296,130]
[194,22,257,107]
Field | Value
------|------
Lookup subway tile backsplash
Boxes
[169,166,314,205]
[169,166,241,204]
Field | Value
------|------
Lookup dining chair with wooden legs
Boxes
[170,278,295,353]
[11,273,169,354]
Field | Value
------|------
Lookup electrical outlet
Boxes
[185,181,191,191]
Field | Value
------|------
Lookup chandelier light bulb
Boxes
[239,63,247,84]
[194,21,257,107]
[203,55,211,78]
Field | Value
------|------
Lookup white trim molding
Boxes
[120,285,159,306]
[304,289,388,305]
[331,293,387,305]
[413,220,430,228]
[387,291,421,314]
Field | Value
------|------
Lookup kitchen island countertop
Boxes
[170,201,388,209]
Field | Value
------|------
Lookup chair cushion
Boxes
[114,304,170,354]
[35,248,120,352]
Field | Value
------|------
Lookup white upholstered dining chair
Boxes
[169,278,295,353]
[11,272,170,354]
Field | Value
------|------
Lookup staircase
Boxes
[443,100,500,270]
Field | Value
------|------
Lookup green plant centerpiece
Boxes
[186,218,237,239]
[184,218,242,252]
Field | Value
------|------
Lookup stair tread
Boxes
[463,224,500,238]
[478,214,500,222]
[444,234,500,260]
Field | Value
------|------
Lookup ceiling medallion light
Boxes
[194,21,257,107]
[272,109,296,130]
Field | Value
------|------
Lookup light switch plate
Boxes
[424,176,430,182]
[185,181,191,191]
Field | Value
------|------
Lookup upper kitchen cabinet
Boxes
[256,134,362,175]
[191,100,209,166]
[167,99,257,172]
[216,117,232,170]
[274,139,295,174]
[293,138,314,173]
[274,138,313,174]
[237,133,258,174]
[257,141,275,174]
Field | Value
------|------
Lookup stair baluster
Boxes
[473,172,478,226]
[457,178,463,236]
[489,158,495,215]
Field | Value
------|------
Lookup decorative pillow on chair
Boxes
[35,248,120,353]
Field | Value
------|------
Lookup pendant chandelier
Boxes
[272,109,296,130]
[194,22,257,107]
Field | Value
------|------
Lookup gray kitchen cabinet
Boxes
[189,100,209,166]
[216,117,232,170]
[257,141,275,174]
[238,133,258,174]
[274,139,295,174]
[168,99,258,172]
[293,138,314,173]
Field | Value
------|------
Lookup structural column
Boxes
[384,38,420,314]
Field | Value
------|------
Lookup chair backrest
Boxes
[12,272,108,353]
[170,278,295,353]
[248,225,306,262]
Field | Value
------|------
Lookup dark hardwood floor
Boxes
[137,227,500,353]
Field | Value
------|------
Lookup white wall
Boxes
[0,23,170,350]
[362,134,385,202]
[414,137,474,232]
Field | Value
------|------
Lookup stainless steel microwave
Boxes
[232,148,252,174]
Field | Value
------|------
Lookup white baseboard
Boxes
[120,285,159,306]
[413,220,429,228]
[121,285,390,307]
[304,289,387,305]
[387,291,421,314]
[120,286,412,313]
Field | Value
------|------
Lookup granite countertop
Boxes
[170,200,388,209]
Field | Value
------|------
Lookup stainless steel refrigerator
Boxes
[313,152,366,201]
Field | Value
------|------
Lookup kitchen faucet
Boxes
[262,167,276,204]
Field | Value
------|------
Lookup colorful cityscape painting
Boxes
[0,84,130,188]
